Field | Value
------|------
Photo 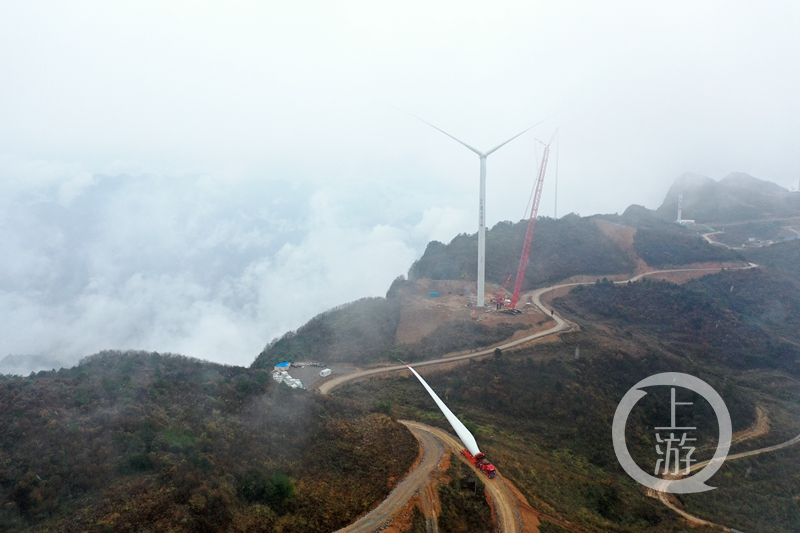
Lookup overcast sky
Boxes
[1,1,798,370]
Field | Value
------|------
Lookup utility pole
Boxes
[554,140,559,219]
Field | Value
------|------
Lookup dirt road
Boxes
[730,406,770,446]
[315,309,566,395]
[784,225,800,238]
[319,266,756,395]
[701,231,733,248]
[650,411,800,531]
[401,421,537,533]
[691,430,800,474]
[335,420,537,533]
[325,264,759,532]
[702,217,800,247]
[334,423,445,533]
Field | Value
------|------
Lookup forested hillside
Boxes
[0,351,417,532]
[632,227,743,267]
[3,173,797,533]
[655,172,800,223]
[558,273,800,373]
[254,206,757,371]
[336,264,800,532]
[689,267,800,328]
[408,215,635,288]
[252,297,401,368]
[334,324,776,532]
[710,219,795,247]
[252,294,531,368]
[744,239,800,274]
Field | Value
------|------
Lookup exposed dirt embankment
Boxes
[537,262,748,311]
[395,279,551,344]
[593,218,750,283]
[639,262,748,283]
[336,420,544,533]
[594,218,650,274]
[402,421,542,533]
[395,280,474,344]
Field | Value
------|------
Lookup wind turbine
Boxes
[395,107,548,306]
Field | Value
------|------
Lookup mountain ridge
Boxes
[2,172,799,532]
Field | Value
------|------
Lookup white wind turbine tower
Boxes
[398,109,546,306]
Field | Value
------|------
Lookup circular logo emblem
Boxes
[612,372,732,494]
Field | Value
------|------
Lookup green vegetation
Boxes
[408,506,428,532]
[238,469,294,511]
[686,268,800,342]
[387,320,531,363]
[710,219,792,247]
[680,448,800,532]
[253,297,401,368]
[633,227,743,267]
[335,260,800,532]
[438,459,493,533]
[338,328,754,465]
[744,239,800,274]
[0,350,418,532]
[558,275,800,373]
[614,204,666,228]
[336,331,740,532]
[4,183,799,532]
[538,521,574,533]
[409,215,635,288]
[254,295,531,369]
[654,172,799,223]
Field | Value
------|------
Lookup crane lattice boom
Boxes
[510,141,552,309]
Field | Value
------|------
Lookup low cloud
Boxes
[0,158,470,371]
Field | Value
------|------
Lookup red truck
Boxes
[461,449,497,479]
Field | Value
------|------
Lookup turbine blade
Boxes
[484,112,559,156]
[405,363,481,456]
[383,103,483,156]
[483,127,532,156]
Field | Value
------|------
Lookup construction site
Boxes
[255,112,797,533]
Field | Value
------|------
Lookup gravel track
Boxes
[326,264,761,532]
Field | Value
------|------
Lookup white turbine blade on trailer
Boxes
[405,364,481,456]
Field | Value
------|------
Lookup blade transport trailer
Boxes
[461,449,497,478]
[402,360,498,479]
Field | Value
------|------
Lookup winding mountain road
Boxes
[651,426,800,532]
[701,231,733,248]
[402,421,526,533]
[334,420,532,533]
[334,422,445,533]
[318,265,756,396]
[325,263,761,532]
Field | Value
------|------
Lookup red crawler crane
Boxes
[505,136,554,312]
[490,273,512,305]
